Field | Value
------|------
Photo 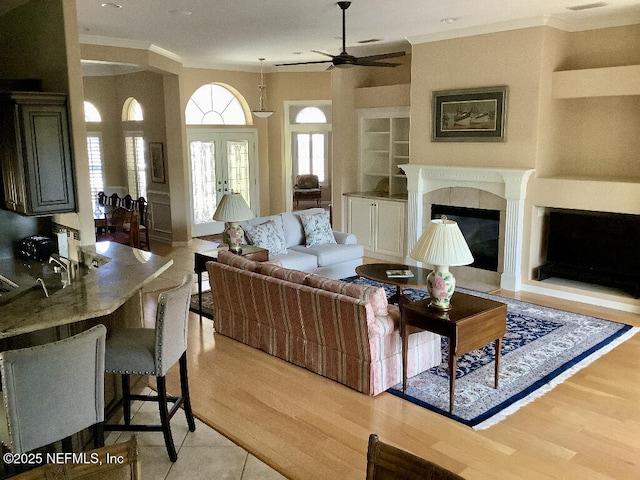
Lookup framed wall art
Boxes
[432,86,508,142]
[149,142,165,183]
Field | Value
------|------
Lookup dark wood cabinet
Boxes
[0,92,76,215]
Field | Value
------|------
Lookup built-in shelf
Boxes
[552,64,640,98]
[359,107,410,196]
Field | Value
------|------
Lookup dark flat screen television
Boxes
[540,208,640,296]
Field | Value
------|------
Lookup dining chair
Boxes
[136,196,150,250]
[365,434,464,480]
[11,436,141,480]
[122,194,134,209]
[103,206,138,247]
[104,274,197,462]
[97,191,106,206]
[0,325,107,455]
[108,193,121,207]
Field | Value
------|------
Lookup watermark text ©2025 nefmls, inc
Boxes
[3,451,125,466]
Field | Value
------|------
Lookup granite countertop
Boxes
[0,242,173,340]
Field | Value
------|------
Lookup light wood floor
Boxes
[151,243,640,480]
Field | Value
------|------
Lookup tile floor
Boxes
[105,388,285,480]
[122,238,286,480]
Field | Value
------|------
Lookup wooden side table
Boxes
[194,245,269,318]
[401,293,507,414]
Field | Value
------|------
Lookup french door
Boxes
[188,129,258,237]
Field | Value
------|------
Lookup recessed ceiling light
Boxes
[567,2,607,11]
[101,3,123,8]
[440,17,459,25]
[169,9,192,16]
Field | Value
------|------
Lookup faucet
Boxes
[49,253,74,287]
[36,278,49,298]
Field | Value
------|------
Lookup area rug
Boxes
[190,291,214,319]
[343,276,638,429]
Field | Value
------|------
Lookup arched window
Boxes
[295,106,326,124]
[186,84,247,125]
[122,97,144,121]
[84,101,101,122]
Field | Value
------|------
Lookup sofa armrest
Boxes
[332,231,357,245]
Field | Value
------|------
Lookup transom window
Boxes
[186,84,247,125]
[84,101,101,122]
[122,97,144,121]
[295,107,326,124]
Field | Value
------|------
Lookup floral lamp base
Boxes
[224,222,244,254]
[426,266,456,311]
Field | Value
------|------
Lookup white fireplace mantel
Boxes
[401,165,534,291]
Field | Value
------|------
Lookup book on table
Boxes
[386,269,414,278]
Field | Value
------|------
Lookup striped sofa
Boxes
[207,251,441,395]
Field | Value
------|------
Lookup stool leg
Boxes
[179,353,196,432]
[61,436,73,452]
[156,376,177,462]
[122,374,131,425]
[93,422,105,448]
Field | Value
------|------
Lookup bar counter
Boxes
[0,242,173,340]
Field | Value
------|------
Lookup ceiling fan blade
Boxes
[353,60,402,68]
[311,50,335,59]
[356,51,406,62]
[274,59,333,66]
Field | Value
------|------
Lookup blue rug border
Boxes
[341,276,635,427]
[387,322,633,428]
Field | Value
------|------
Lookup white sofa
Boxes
[240,208,363,280]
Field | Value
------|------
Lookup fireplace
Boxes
[401,165,534,291]
[431,204,500,272]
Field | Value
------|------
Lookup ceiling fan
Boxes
[276,1,405,69]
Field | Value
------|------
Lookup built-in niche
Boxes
[537,208,640,298]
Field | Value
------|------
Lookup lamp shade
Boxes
[212,193,254,222]
[410,216,474,267]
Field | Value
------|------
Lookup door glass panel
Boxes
[226,140,250,205]
[190,140,217,225]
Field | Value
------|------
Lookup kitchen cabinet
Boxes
[0,92,76,215]
[346,194,406,261]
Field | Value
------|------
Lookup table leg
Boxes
[401,321,408,392]
[399,293,409,392]
[449,351,457,414]
[494,337,502,389]
[197,270,203,320]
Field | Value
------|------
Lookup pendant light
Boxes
[252,58,274,118]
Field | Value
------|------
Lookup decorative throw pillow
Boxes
[244,219,287,255]
[299,211,336,247]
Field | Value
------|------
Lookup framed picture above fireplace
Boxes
[432,86,507,142]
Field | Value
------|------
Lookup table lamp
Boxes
[410,215,474,311]
[212,193,254,254]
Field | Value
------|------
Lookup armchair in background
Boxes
[293,174,321,208]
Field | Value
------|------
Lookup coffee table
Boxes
[401,293,507,414]
[355,263,431,303]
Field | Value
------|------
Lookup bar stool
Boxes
[0,325,107,454]
[104,274,196,461]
